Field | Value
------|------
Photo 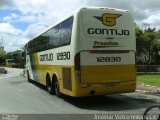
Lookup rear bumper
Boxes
[80,65,136,84]
[74,81,136,97]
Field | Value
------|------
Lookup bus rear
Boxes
[74,7,136,96]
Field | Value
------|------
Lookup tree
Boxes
[153,31,160,64]
[136,25,160,72]
[142,32,156,71]
[136,26,144,56]
[0,53,12,65]
[144,27,156,33]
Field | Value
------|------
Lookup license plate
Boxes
[106,84,116,88]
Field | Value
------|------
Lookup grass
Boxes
[137,74,160,87]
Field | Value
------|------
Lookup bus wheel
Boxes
[46,75,54,94]
[27,71,31,83]
[54,79,62,97]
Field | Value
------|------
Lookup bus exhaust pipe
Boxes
[90,90,96,95]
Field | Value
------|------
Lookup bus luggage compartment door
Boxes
[80,50,136,84]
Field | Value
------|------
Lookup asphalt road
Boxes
[0,68,160,120]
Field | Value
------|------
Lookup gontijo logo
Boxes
[94,13,121,26]
[87,13,130,36]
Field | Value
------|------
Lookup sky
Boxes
[0,0,160,52]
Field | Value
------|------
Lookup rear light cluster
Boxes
[74,53,80,70]
[74,53,81,82]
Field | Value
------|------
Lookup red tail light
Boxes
[74,53,81,82]
[74,53,80,70]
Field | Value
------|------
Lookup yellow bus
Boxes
[25,7,136,97]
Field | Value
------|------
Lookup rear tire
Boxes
[54,78,62,97]
[46,75,54,94]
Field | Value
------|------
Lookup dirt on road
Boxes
[136,84,160,96]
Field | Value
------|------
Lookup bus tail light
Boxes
[74,53,81,82]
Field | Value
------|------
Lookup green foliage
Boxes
[144,27,156,33]
[136,26,145,55]
[136,26,160,66]
[154,32,160,48]
[0,50,25,68]
[137,74,160,86]
[0,54,12,64]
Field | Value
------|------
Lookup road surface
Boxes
[0,67,160,120]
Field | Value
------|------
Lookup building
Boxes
[0,45,6,54]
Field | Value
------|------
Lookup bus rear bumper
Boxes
[74,81,136,97]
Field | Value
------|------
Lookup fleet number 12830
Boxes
[97,57,121,62]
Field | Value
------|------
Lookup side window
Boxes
[60,17,73,46]
[28,40,36,54]
[41,32,51,50]
[27,16,73,54]
[50,24,61,47]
